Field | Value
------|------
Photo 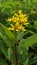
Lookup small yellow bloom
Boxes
[11,16,15,21]
[19,14,24,18]
[15,22,19,27]
[16,29,19,31]
[15,13,18,17]
[11,24,14,28]
[19,18,24,23]
[23,22,29,25]
[23,14,27,18]
[8,24,14,30]
[18,25,26,31]
[7,18,12,22]
[24,17,28,22]
[17,17,19,21]
[8,27,14,30]
[18,10,22,14]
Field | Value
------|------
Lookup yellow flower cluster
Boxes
[7,10,29,31]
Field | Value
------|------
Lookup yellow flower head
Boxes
[7,10,29,31]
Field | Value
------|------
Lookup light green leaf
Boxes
[24,34,37,48]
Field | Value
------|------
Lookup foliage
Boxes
[0,0,37,65]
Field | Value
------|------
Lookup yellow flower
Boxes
[7,18,12,22]
[7,10,29,32]
[23,14,27,17]
[15,13,18,17]
[24,17,28,22]
[15,22,19,27]
[23,22,29,25]
[8,27,14,30]
[17,17,19,21]
[19,14,24,18]
[18,10,22,14]
[20,18,24,23]
[16,29,19,31]
[11,24,14,28]
[18,25,26,31]
[8,24,14,30]
[11,16,15,21]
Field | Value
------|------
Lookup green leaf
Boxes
[18,46,28,65]
[0,39,8,59]
[8,47,11,59]
[18,39,28,65]
[0,23,16,47]
[0,38,16,64]
[28,56,37,65]
[24,34,37,48]
[19,34,37,48]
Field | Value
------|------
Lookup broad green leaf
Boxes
[19,34,37,48]
[24,34,37,48]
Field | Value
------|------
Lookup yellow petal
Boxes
[11,16,15,21]
[18,10,22,14]
[8,27,14,30]
[24,14,27,17]
[15,13,18,17]
[23,22,29,25]
[11,24,14,28]
[15,22,19,26]
[7,18,12,22]
[16,29,19,31]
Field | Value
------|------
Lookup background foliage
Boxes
[0,0,37,65]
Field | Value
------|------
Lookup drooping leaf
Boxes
[24,34,37,48]
[19,34,37,48]
[0,39,8,59]
[0,23,16,47]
